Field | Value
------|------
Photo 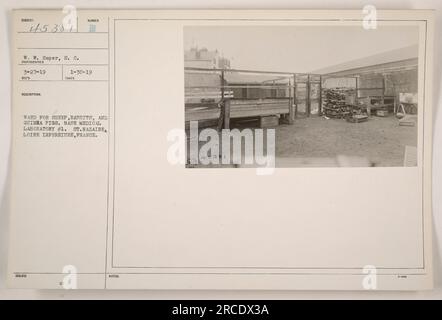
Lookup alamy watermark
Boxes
[62,5,77,32]
[61,264,77,289]
[362,5,377,30]
[362,265,377,290]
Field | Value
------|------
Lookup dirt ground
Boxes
[275,116,417,167]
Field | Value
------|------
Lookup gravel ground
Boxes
[275,116,417,167]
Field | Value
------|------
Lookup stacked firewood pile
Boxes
[322,88,352,119]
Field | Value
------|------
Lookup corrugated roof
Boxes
[312,45,418,75]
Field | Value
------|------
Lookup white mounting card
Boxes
[8,9,434,290]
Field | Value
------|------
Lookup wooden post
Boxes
[217,102,225,131]
[288,77,294,124]
[381,75,386,105]
[221,70,225,99]
[355,76,359,100]
[306,74,311,117]
[217,70,226,131]
[224,99,231,129]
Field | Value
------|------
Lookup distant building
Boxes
[184,47,231,69]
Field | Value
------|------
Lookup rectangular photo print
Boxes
[184,25,419,168]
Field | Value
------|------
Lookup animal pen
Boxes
[184,67,325,129]
[184,60,418,167]
[185,61,417,128]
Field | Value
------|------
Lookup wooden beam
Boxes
[224,99,231,129]
[185,66,294,76]
[288,77,294,124]
[185,85,294,89]
[382,75,386,105]
[221,70,225,100]
[356,76,359,100]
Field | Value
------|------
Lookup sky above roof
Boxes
[184,25,419,74]
[312,44,418,74]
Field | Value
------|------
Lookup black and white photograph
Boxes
[184,25,420,168]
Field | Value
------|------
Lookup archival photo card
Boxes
[7,9,433,290]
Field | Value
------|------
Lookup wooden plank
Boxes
[186,85,294,89]
[404,145,417,166]
[288,76,294,124]
[231,99,289,106]
[382,76,386,105]
[185,66,294,76]
[185,108,220,122]
[399,115,417,126]
[230,108,288,119]
[230,103,289,111]
[186,101,290,122]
